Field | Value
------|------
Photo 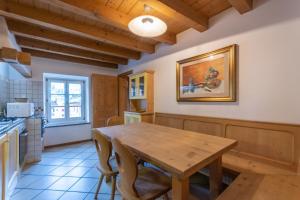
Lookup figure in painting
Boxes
[201,67,222,92]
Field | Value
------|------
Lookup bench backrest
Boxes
[155,113,300,173]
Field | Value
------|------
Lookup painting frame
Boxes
[176,44,237,102]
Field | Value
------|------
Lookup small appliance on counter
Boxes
[7,102,35,117]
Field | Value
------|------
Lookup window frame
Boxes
[45,77,86,126]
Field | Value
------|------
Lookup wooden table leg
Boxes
[209,157,223,200]
[172,176,189,200]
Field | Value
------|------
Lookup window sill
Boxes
[45,121,90,128]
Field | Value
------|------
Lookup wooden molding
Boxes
[228,0,253,14]
[155,0,208,31]
[44,139,92,149]
[46,0,176,45]
[0,0,154,53]
[16,36,128,65]
[23,48,118,69]
[6,19,140,60]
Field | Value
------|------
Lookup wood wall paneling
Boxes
[154,113,300,175]
[184,120,223,137]
[155,116,184,129]
[225,125,294,164]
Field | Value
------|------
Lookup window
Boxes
[45,74,89,126]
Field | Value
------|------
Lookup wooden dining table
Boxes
[96,122,237,200]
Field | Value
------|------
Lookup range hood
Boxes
[0,16,31,78]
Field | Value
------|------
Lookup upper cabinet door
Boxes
[129,73,148,99]
[129,76,137,98]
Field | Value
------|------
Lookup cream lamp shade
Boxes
[128,15,167,37]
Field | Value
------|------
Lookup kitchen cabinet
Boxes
[6,127,19,197]
[125,71,154,125]
[129,72,153,100]
[0,134,8,200]
[124,112,154,125]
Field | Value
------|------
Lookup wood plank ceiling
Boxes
[0,0,253,69]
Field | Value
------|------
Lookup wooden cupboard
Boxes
[7,127,19,198]
[92,74,118,128]
[0,134,8,200]
[129,72,151,99]
[124,112,154,124]
[125,71,154,124]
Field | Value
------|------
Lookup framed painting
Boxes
[176,44,237,102]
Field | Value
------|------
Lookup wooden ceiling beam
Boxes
[141,0,208,32]
[43,0,176,45]
[154,0,208,31]
[0,47,32,77]
[22,48,118,69]
[6,19,140,60]
[16,36,128,65]
[0,47,31,65]
[0,0,154,53]
[228,0,253,14]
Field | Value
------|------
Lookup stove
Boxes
[0,117,23,133]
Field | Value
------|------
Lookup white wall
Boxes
[0,62,9,78]
[26,57,118,146]
[120,0,300,125]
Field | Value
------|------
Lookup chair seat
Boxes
[118,166,171,200]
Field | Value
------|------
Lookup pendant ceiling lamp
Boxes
[128,5,167,38]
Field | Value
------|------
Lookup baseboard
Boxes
[44,139,93,149]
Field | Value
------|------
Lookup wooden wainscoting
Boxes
[155,113,300,175]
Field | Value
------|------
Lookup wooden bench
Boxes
[154,113,300,175]
[217,173,300,200]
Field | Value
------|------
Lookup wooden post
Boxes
[209,157,223,200]
[172,176,189,200]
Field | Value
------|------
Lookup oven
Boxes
[17,121,28,166]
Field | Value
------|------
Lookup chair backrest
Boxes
[106,116,124,127]
[111,138,139,199]
[92,129,113,174]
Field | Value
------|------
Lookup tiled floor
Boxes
[11,141,122,200]
[12,141,213,200]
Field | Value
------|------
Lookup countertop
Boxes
[0,118,26,135]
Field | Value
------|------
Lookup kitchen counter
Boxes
[0,118,26,135]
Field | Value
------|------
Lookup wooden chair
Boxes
[93,129,119,200]
[106,116,124,127]
[111,138,171,200]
